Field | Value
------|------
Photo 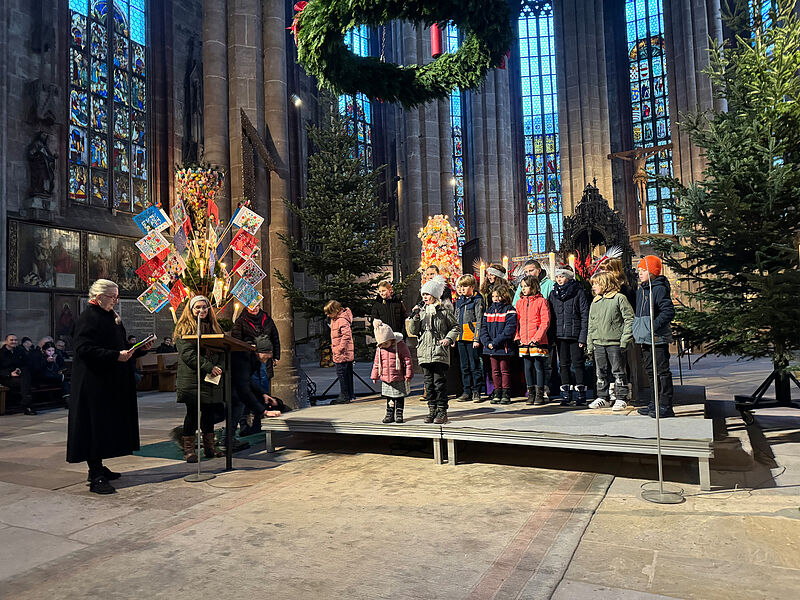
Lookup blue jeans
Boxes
[457,341,483,394]
[335,361,354,400]
[523,356,546,387]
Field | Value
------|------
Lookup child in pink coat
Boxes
[371,320,413,423]
[324,300,355,404]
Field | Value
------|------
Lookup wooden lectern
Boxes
[181,333,256,471]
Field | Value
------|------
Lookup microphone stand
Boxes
[185,310,216,483]
[641,268,682,504]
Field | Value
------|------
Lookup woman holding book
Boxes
[66,279,154,494]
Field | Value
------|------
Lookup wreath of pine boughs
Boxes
[294,0,513,108]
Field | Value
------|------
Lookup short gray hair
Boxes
[88,279,118,300]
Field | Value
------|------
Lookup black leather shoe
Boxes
[23,407,37,416]
[89,476,116,495]
[87,466,121,482]
[637,406,655,416]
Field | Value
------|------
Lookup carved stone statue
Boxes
[182,38,204,163]
[27,131,57,196]
[26,79,60,126]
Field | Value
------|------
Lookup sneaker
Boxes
[456,392,472,402]
[612,399,628,412]
[589,398,612,409]
[89,476,116,495]
[637,406,655,416]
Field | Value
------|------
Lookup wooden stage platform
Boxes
[261,396,714,490]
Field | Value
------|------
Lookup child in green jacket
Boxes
[587,272,634,411]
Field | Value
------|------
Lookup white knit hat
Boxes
[420,275,446,299]
[373,319,403,345]
[554,267,575,280]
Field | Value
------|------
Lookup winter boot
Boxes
[395,399,405,424]
[489,389,501,404]
[433,408,448,424]
[525,386,536,405]
[574,385,587,406]
[475,389,491,403]
[456,390,472,402]
[472,390,482,402]
[382,399,395,423]
[542,385,551,402]
[559,385,572,406]
[424,403,437,424]
[202,432,224,458]
[182,436,198,463]
[500,389,511,405]
[534,386,547,406]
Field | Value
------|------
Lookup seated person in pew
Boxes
[30,341,70,404]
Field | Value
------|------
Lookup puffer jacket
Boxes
[586,291,634,354]
[405,303,458,366]
[454,293,484,342]
[480,302,518,356]
[176,337,224,405]
[633,276,675,345]
[549,279,590,344]
[370,294,407,336]
[515,294,550,346]
[370,340,413,383]
[330,308,355,363]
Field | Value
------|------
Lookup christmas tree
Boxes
[653,0,800,401]
[275,106,394,323]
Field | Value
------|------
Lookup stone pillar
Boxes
[263,0,299,404]
[555,0,613,213]
[663,0,719,184]
[202,0,231,220]
[0,0,8,334]
[227,0,262,210]
[493,68,518,258]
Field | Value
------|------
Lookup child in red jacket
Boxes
[371,320,413,423]
[515,276,551,405]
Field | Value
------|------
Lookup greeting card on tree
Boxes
[171,200,187,226]
[173,223,189,254]
[133,206,172,235]
[137,282,170,313]
[168,280,188,309]
[246,291,263,310]
[162,251,187,281]
[135,255,166,283]
[236,258,266,286]
[230,278,260,309]
[232,206,264,235]
[230,229,258,259]
[136,230,170,260]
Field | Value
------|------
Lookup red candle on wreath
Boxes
[431,23,443,58]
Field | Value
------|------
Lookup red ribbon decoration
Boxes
[498,50,512,70]
[288,1,309,44]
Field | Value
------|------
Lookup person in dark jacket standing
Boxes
[454,274,485,402]
[231,303,280,435]
[0,334,35,414]
[371,281,407,336]
[174,295,226,462]
[549,266,590,406]
[480,285,518,405]
[633,256,676,418]
[66,279,153,494]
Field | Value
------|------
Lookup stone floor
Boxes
[0,355,797,599]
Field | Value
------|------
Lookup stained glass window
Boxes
[339,26,373,169]
[751,0,776,33]
[626,0,674,235]
[518,1,561,254]
[69,0,149,211]
[446,25,467,253]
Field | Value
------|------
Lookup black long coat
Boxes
[66,303,140,463]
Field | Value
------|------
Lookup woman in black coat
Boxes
[66,279,153,494]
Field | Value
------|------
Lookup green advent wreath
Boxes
[292,0,513,108]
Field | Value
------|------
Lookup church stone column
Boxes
[263,0,298,403]
[663,0,719,184]
[493,68,518,258]
[555,0,613,213]
[202,0,231,220]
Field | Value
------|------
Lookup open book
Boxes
[130,333,157,352]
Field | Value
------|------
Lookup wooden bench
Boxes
[157,353,178,392]
[136,353,160,391]
[0,383,64,414]
[0,385,7,415]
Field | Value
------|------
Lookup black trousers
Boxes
[0,372,32,408]
[231,354,267,429]
[557,339,585,386]
[422,363,449,409]
[641,344,674,408]
[183,403,218,434]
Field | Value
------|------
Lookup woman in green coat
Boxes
[174,295,225,462]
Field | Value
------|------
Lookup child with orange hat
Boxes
[633,255,676,418]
